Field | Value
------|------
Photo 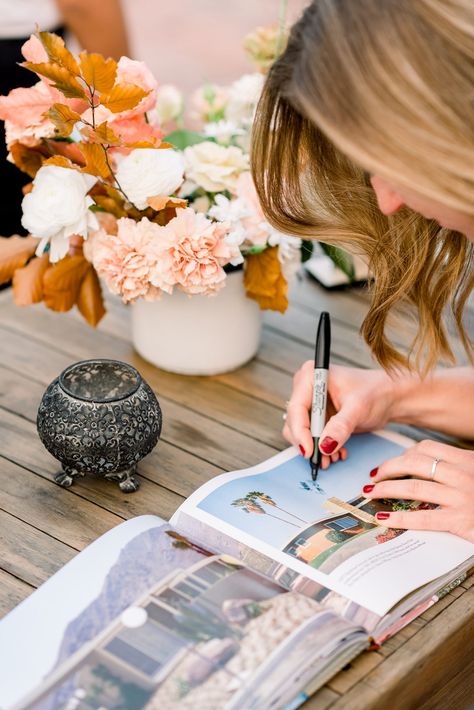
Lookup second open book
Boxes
[1,431,472,710]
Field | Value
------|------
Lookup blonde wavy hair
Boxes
[251,0,474,372]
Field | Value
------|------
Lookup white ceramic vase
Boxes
[131,271,262,375]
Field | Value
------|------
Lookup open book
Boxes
[1,431,472,710]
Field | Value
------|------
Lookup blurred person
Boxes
[0,0,129,236]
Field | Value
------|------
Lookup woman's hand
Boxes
[365,440,474,542]
[284,363,398,468]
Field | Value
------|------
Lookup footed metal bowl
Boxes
[37,359,162,493]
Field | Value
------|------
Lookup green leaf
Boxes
[164,129,213,150]
[301,239,314,263]
[320,243,356,281]
[245,244,268,255]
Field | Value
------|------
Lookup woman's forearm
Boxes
[56,0,130,59]
[390,367,474,439]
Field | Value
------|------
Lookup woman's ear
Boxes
[370,175,404,215]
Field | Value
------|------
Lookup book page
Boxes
[172,432,474,617]
[0,516,366,710]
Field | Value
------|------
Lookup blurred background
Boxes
[122,0,308,92]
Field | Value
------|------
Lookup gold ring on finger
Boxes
[430,457,442,481]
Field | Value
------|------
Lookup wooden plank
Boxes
[0,407,184,521]
[0,509,76,587]
[263,305,378,369]
[0,359,279,476]
[0,568,34,617]
[303,686,341,709]
[0,364,227,499]
[327,651,384,694]
[416,660,474,710]
[0,456,123,550]
[0,310,289,451]
[377,617,426,658]
[328,589,474,710]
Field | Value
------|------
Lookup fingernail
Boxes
[376,512,390,520]
[299,444,306,457]
[370,467,378,478]
[320,437,338,454]
[363,484,374,494]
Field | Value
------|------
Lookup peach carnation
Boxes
[86,217,163,303]
[150,207,239,296]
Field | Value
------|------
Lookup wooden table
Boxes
[0,274,472,710]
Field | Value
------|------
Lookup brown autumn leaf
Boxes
[45,139,85,167]
[76,265,106,326]
[100,82,150,113]
[43,155,78,170]
[38,31,80,75]
[126,139,160,149]
[0,235,39,286]
[79,52,117,94]
[77,142,111,179]
[244,246,289,313]
[22,62,86,100]
[92,195,127,218]
[43,254,90,312]
[146,195,187,211]
[9,141,46,177]
[47,103,81,137]
[81,121,121,146]
[12,253,50,305]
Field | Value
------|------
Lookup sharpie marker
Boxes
[310,311,331,481]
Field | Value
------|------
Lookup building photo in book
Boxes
[196,433,416,575]
[7,519,362,710]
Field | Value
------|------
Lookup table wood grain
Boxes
[0,274,472,710]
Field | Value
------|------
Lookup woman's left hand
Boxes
[363,440,474,542]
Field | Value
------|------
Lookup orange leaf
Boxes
[38,31,80,75]
[244,246,289,313]
[43,155,78,170]
[47,103,81,136]
[79,52,117,93]
[146,195,187,211]
[22,62,86,100]
[42,254,90,312]
[0,235,38,285]
[80,121,121,146]
[77,142,111,179]
[100,82,150,113]
[45,139,86,167]
[125,138,160,149]
[12,253,50,305]
[76,266,106,326]
[9,141,46,178]
[92,195,127,218]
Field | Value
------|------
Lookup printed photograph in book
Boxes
[196,433,434,574]
[3,518,361,710]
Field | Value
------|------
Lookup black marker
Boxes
[310,312,331,481]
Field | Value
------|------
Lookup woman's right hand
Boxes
[284,363,398,468]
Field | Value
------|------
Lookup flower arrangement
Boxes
[0,25,310,327]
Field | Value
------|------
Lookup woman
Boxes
[251,0,474,541]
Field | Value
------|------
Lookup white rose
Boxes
[184,141,249,194]
[21,166,98,263]
[154,84,183,124]
[226,73,264,127]
[116,148,185,210]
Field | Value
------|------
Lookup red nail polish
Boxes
[363,484,374,494]
[320,437,338,454]
[370,467,378,478]
[299,444,306,457]
[376,512,390,520]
